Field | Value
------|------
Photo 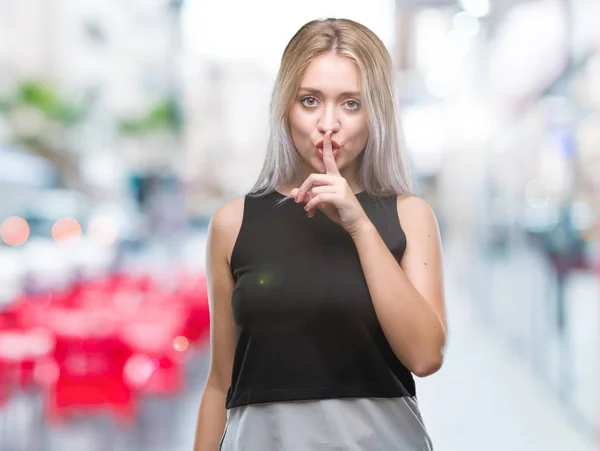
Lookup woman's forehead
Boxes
[300,54,361,94]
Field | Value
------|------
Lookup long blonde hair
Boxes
[249,18,412,197]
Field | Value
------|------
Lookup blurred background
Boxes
[0,0,598,450]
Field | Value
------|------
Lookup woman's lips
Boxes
[317,147,340,158]
[315,139,341,149]
[315,139,341,158]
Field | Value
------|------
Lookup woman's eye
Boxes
[301,96,317,107]
[346,100,360,110]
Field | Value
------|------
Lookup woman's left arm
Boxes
[350,195,447,377]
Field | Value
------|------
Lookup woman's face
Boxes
[288,53,368,182]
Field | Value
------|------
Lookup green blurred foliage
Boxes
[118,97,180,135]
[0,80,89,127]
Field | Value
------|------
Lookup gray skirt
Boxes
[220,397,433,450]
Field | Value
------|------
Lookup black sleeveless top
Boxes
[225,190,416,409]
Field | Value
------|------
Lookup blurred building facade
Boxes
[0,0,187,302]
[0,0,184,199]
[181,57,273,216]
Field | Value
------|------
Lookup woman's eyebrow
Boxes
[298,87,361,98]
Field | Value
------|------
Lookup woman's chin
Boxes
[299,156,325,173]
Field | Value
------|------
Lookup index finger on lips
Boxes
[322,130,340,176]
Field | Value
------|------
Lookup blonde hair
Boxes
[249,18,412,197]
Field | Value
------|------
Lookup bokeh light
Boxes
[173,336,189,352]
[87,216,119,247]
[52,218,82,244]
[0,216,30,246]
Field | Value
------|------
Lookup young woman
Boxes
[194,17,447,451]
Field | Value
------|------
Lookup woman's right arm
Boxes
[193,199,243,451]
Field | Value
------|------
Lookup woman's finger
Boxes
[295,173,335,203]
[309,185,337,196]
[304,192,335,213]
[322,131,340,176]
[305,186,337,217]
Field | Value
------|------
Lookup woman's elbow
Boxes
[411,353,444,378]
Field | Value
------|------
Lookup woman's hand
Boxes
[291,131,373,237]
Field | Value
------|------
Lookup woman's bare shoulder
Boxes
[208,197,246,262]
[211,197,245,229]
[396,194,437,223]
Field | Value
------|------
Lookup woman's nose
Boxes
[317,105,340,133]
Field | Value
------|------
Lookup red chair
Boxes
[124,353,185,396]
[0,360,10,407]
[181,303,210,346]
[0,326,55,390]
[119,308,187,396]
[177,276,210,346]
[46,334,136,424]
